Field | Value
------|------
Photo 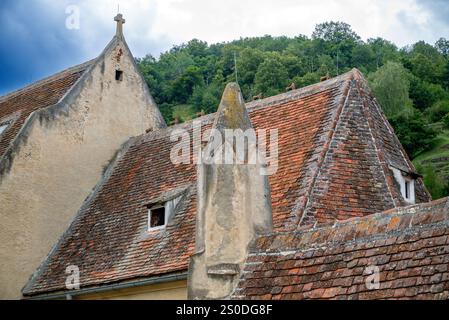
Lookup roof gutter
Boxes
[23,272,188,300]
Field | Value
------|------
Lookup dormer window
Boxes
[147,194,183,231]
[390,166,416,204]
[149,206,165,229]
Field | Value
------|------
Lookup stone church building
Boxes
[1,16,448,300]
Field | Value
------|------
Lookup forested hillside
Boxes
[137,21,449,199]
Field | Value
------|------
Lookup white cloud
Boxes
[30,0,449,58]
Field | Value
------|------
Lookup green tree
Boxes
[292,72,320,88]
[185,39,209,58]
[418,164,449,200]
[409,76,449,111]
[312,21,361,43]
[442,61,449,90]
[280,54,307,79]
[171,66,204,103]
[410,53,438,83]
[317,55,337,76]
[254,55,289,96]
[435,38,449,56]
[368,61,413,117]
[407,41,446,84]
[367,38,399,69]
[443,113,449,129]
[389,110,436,158]
[136,55,163,102]
[425,100,449,123]
[352,44,376,72]
[236,48,266,98]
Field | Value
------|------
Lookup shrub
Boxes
[443,113,449,129]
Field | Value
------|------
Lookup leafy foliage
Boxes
[368,62,413,118]
[389,111,436,158]
[443,113,449,129]
[416,163,449,200]
[136,21,449,199]
[254,54,289,97]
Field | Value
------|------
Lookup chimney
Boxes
[188,83,272,299]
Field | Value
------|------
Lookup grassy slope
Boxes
[413,128,449,199]
[413,130,449,179]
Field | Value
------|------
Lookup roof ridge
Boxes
[294,71,355,228]
[0,59,95,103]
[354,76,398,208]
[353,74,432,202]
[246,69,355,111]
[139,69,357,143]
[252,197,449,252]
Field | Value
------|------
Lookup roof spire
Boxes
[114,13,126,37]
[213,82,252,133]
[189,81,272,300]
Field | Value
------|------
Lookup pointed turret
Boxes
[188,83,272,300]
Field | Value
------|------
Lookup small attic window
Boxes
[402,178,415,203]
[391,167,415,204]
[405,180,410,199]
[115,70,123,81]
[147,194,183,231]
[149,206,165,228]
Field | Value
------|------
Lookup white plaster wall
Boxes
[0,39,164,299]
[75,280,187,300]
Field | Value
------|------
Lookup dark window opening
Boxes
[405,181,410,199]
[115,70,123,81]
[150,207,165,228]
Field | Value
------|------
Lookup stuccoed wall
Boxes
[0,39,165,299]
[74,280,187,300]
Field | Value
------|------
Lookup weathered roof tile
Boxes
[233,198,449,300]
[23,69,432,296]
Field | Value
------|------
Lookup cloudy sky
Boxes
[0,0,448,95]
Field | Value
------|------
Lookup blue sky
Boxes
[1,0,448,96]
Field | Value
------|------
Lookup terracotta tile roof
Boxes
[22,69,431,296]
[232,197,449,300]
[298,70,430,226]
[0,61,93,159]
